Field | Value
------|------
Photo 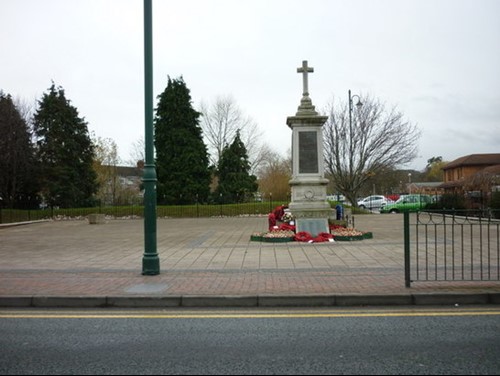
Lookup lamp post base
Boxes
[142,255,160,276]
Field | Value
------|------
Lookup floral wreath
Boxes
[294,231,334,243]
[294,232,313,242]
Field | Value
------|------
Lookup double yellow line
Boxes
[1,308,499,319]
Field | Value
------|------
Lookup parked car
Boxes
[380,194,431,213]
[357,195,391,210]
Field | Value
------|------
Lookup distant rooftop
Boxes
[443,154,500,170]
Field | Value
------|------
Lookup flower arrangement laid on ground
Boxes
[252,207,373,243]
[330,227,363,237]
[281,212,295,224]
[294,231,334,243]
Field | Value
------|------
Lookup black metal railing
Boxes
[404,210,500,287]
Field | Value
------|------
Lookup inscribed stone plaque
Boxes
[296,218,329,237]
[299,131,318,174]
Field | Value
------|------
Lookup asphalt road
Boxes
[1,307,499,375]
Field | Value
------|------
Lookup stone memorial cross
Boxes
[297,60,314,97]
[287,60,331,236]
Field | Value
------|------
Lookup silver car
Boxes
[357,195,391,210]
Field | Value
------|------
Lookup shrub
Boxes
[490,191,500,219]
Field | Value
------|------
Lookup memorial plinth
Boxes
[287,61,332,236]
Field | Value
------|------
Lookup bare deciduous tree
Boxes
[256,147,292,201]
[465,165,500,194]
[199,95,264,173]
[127,137,145,167]
[92,136,121,205]
[323,95,421,206]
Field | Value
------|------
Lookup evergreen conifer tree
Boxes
[33,84,97,208]
[154,77,210,205]
[216,130,258,203]
[0,92,39,208]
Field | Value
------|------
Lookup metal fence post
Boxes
[196,194,199,218]
[404,211,411,288]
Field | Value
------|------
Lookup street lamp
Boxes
[142,0,160,275]
[348,89,363,123]
[408,173,412,194]
[348,89,363,164]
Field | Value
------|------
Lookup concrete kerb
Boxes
[107,296,182,308]
[32,296,108,308]
[1,293,500,308]
[181,296,259,308]
[258,295,335,307]
[334,294,413,306]
[0,219,51,228]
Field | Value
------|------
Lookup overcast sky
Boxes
[1,0,499,170]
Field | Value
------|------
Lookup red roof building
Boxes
[440,153,500,195]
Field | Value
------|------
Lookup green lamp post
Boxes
[142,0,160,275]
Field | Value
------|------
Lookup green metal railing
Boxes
[0,199,282,225]
[404,210,500,287]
